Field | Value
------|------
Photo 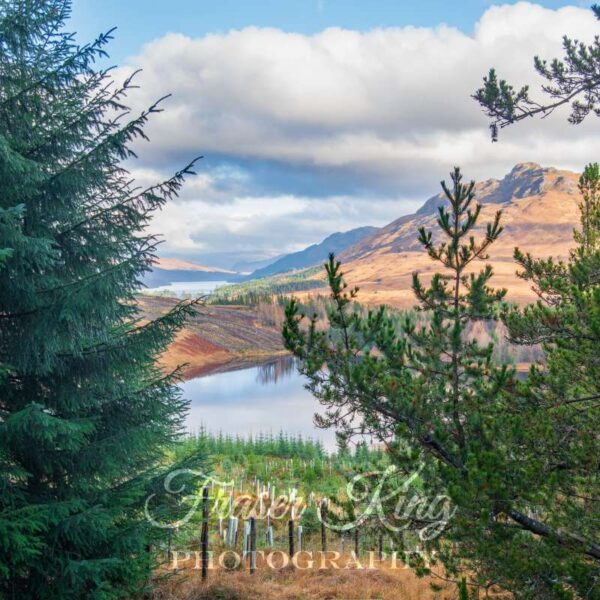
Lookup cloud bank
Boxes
[119,2,600,266]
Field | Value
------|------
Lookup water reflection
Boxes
[255,356,296,384]
[181,357,337,451]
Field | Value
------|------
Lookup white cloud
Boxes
[146,184,418,258]
[117,3,600,264]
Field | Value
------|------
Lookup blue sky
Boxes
[71,0,580,63]
[68,2,600,268]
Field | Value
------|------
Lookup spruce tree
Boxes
[0,1,198,597]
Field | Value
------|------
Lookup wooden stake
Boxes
[288,519,295,558]
[167,529,173,564]
[249,517,257,574]
[201,486,209,581]
[320,499,327,553]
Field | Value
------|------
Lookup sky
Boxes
[70,1,600,269]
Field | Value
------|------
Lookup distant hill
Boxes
[232,256,283,274]
[334,162,581,308]
[248,226,379,280]
[143,258,242,288]
[149,163,581,304]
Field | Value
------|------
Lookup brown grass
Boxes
[304,168,583,310]
[137,297,287,378]
[151,555,454,600]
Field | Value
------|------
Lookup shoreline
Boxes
[137,294,288,382]
[179,350,290,381]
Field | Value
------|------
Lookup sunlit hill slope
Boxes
[331,162,581,308]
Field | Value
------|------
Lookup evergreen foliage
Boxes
[186,429,327,461]
[284,168,600,598]
[473,6,600,589]
[208,267,326,305]
[475,4,600,140]
[500,164,600,598]
[0,1,199,597]
[574,162,600,255]
[474,7,600,591]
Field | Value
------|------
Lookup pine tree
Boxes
[284,168,600,598]
[501,165,600,598]
[474,4,600,590]
[284,168,508,586]
[0,1,199,597]
[573,162,600,256]
[474,4,600,140]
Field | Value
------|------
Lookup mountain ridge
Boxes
[143,258,242,288]
[152,257,237,274]
[247,226,379,280]
[329,163,582,308]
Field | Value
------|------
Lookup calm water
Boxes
[146,280,228,297]
[181,358,338,451]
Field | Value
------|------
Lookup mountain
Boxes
[232,255,283,274]
[143,258,242,288]
[248,226,379,280]
[332,163,581,308]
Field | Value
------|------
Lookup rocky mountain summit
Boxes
[336,163,581,308]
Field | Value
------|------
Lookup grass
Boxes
[151,556,454,600]
[150,435,463,599]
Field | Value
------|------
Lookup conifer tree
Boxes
[284,168,600,598]
[573,162,600,256]
[0,1,199,597]
[474,4,600,591]
[500,164,600,597]
[475,4,600,140]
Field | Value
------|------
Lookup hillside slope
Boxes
[248,226,378,280]
[334,163,581,308]
[138,296,286,378]
[143,257,241,287]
